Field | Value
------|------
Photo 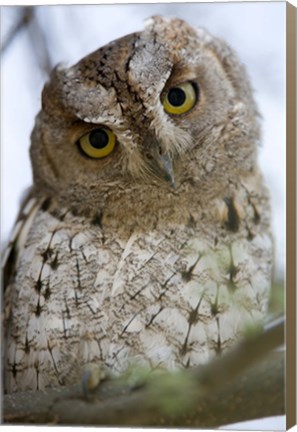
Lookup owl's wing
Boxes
[2,190,44,291]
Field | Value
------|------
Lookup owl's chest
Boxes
[6,205,272,391]
[13,213,209,341]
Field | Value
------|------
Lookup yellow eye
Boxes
[78,128,116,159]
[163,82,197,115]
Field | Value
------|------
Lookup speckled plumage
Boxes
[3,16,273,393]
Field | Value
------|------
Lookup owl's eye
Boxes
[78,128,116,159]
[163,82,197,115]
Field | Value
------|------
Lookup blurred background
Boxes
[0,4,286,428]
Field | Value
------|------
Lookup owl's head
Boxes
[31,16,260,217]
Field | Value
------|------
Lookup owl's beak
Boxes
[155,152,176,189]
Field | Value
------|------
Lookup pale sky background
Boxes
[1,3,286,430]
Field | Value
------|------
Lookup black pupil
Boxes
[89,129,109,149]
[167,87,186,107]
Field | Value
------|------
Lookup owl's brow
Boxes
[123,34,140,75]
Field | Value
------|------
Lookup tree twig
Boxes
[1,7,33,55]
[1,6,53,76]
[3,317,285,427]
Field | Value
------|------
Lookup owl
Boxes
[3,16,273,394]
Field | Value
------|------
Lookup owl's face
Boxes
[30,16,260,215]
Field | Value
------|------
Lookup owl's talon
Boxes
[82,363,107,399]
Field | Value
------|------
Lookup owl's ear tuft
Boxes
[144,15,198,44]
[144,15,192,31]
[41,65,73,119]
[144,15,170,29]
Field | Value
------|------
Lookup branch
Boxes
[1,7,33,54]
[3,317,285,427]
[1,6,53,76]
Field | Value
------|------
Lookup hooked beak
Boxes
[156,152,176,189]
[144,134,176,188]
